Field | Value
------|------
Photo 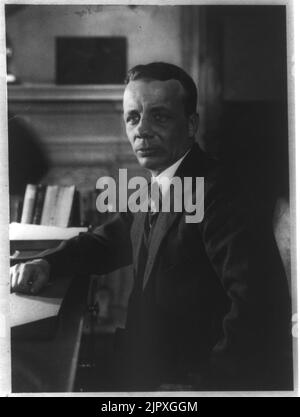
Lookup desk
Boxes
[11,272,91,393]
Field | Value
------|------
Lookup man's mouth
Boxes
[136,148,159,157]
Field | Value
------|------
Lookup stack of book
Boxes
[10,185,111,228]
[19,184,76,227]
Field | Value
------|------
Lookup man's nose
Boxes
[136,115,153,138]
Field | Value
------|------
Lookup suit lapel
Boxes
[130,192,181,290]
[131,143,211,290]
[142,210,181,289]
[131,209,147,271]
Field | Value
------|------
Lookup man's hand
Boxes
[10,259,50,295]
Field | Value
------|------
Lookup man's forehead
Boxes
[123,78,185,106]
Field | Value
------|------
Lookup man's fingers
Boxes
[10,259,50,295]
[30,279,45,295]
[11,263,24,291]
[30,270,48,294]
[16,263,25,287]
[10,264,16,289]
[10,264,20,290]
[16,263,35,291]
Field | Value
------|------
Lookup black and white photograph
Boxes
[0,1,298,396]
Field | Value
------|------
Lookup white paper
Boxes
[10,293,62,327]
[9,222,88,241]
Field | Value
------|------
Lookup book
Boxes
[52,185,75,227]
[20,184,37,224]
[40,185,76,227]
[9,194,23,223]
[32,184,46,224]
[18,183,78,227]
[78,189,90,227]
[40,185,59,226]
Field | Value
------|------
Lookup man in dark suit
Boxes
[10,62,292,391]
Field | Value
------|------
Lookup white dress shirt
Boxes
[149,149,191,212]
[152,149,191,197]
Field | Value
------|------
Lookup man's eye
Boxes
[153,113,169,123]
[126,114,140,124]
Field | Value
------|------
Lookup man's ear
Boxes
[188,113,199,137]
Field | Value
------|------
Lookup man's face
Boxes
[123,78,198,175]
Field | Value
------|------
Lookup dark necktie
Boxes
[136,181,162,287]
[144,181,161,244]
[136,181,161,283]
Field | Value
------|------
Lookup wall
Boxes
[6,5,183,83]
[221,6,287,101]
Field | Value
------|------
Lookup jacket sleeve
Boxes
[201,171,291,386]
[41,211,133,278]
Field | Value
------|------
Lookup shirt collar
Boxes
[152,148,191,196]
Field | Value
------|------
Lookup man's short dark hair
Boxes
[125,62,198,116]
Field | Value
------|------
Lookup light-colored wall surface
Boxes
[6,5,182,83]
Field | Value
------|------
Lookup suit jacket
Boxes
[44,143,293,390]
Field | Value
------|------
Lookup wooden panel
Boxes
[8,84,124,101]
